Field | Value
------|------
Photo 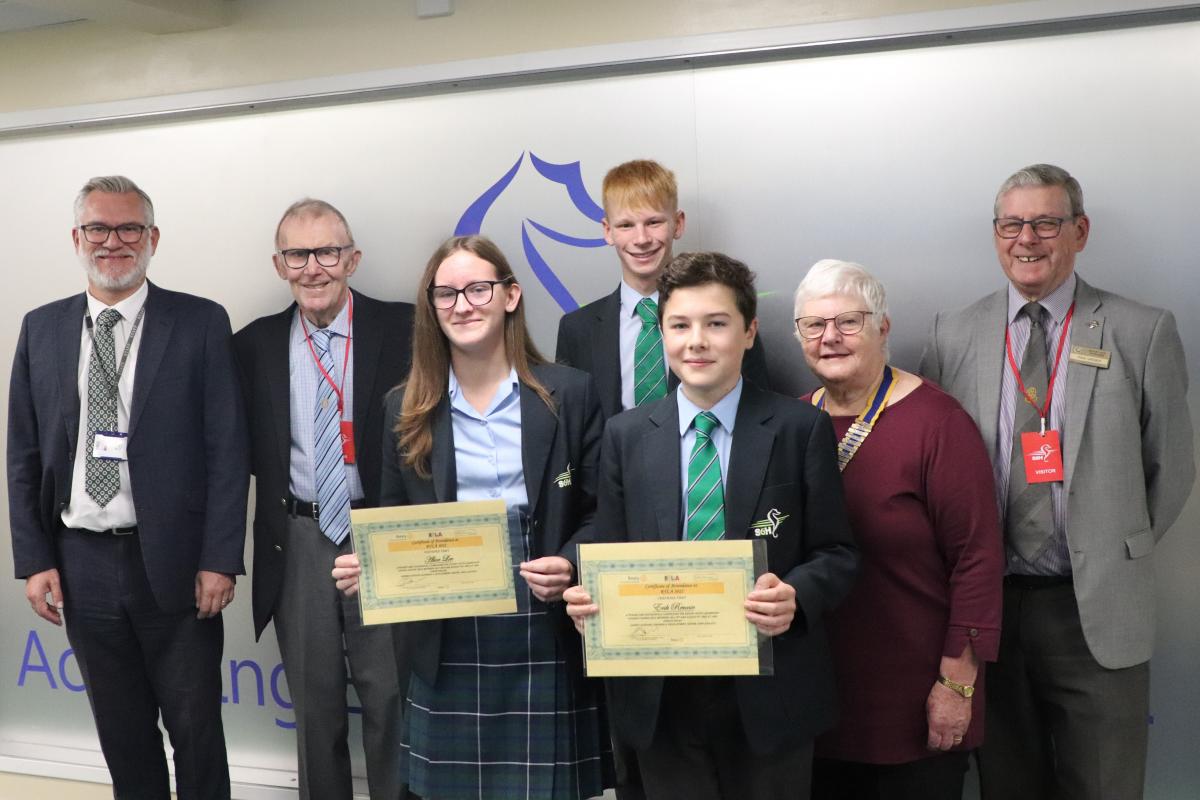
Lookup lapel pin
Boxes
[1087,320,1100,329]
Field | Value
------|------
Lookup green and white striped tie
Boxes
[633,297,667,405]
[686,411,725,541]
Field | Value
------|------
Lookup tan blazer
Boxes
[919,275,1194,669]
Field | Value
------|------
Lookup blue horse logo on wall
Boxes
[455,152,605,313]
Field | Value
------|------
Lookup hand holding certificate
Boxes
[351,499,517,625]
[576,539,773,677]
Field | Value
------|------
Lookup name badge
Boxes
[92,431,129,461]
[1020,430,1064,483]
[1069,345,1111,369]
[340,420,356,465]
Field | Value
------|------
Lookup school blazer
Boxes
[381,362,604,685]
[596,382,858,755]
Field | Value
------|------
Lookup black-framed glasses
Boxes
[427,278,513,310]
[993,216,1073,239]
[794,310,874,339]
[277,245,355,269]
[78,223,151,244]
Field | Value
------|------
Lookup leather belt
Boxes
[285,498,365,521]
[79,525,138,536]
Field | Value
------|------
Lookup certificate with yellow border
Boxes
[579,539,772,677]
[352,500,516,625]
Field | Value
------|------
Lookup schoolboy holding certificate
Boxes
[565,252,858,799]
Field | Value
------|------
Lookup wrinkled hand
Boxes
[520,556,574,603]
[195,571,234,619]
[26,568,64,626]
[563,584,597,635]
[332,553,362,596]
[744,572,796,637]
[926,681,972,751]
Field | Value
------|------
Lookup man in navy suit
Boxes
[566,252,857,799]
[8,175,249,799]
[234,199,412,800]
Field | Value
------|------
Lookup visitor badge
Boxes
[1021,429,1063,483]
[340,421,356,464]
[92,431,129,461]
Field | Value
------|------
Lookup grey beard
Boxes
[80,249,150,292]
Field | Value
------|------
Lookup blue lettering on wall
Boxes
[58,647,85,692]
[17,629,57,689]
[15,629,309,730]
[270,661,295,730]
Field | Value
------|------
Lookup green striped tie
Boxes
[633,297,667,405]
[686,411,726,541]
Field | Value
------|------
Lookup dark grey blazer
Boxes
[595,382,858,755]
[380,362,604,685]
[555,286,773,419]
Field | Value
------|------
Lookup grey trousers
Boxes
[979,579,1150,800]
[274,514,407,800]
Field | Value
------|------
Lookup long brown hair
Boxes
[397,235,554,478]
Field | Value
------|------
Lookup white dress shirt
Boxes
[62,280,149,531]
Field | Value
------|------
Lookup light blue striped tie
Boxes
[311,329,351,545]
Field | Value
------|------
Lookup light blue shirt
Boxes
[288,301,363,503]
[676,378,743,535]
[998,272,1075,576]
[449,368,530,606]
[619,280,668,411]
[448,367,529,514]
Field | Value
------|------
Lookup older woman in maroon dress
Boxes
[795,259,1004,800]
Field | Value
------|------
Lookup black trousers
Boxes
[59,529,230,800]
[811,752,969,800]
[636,677,813,800]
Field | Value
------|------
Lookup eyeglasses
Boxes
[794,310,874,339]
[993,216,1074,239]
[78,224,151,244]
[427,278,513,310]
[277,246,355,269]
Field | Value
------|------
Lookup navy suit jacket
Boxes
[233,289,414,638]
[555,286,773,419]
[380,362,604,686]
[7,281,250,614]
[595,383,858,755]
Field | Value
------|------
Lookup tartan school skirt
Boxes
[400,514,610,800]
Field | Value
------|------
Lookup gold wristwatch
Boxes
[937,674,975,698]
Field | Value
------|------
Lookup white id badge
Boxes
[92,431,129,461]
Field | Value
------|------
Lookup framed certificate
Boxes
[578,539,772,677]
[351,499,516,625]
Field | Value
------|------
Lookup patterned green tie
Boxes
[686,411,726,541]
[633,297,667,405]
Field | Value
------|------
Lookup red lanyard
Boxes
[1004,301,1073,426]
[300,293,353,417]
